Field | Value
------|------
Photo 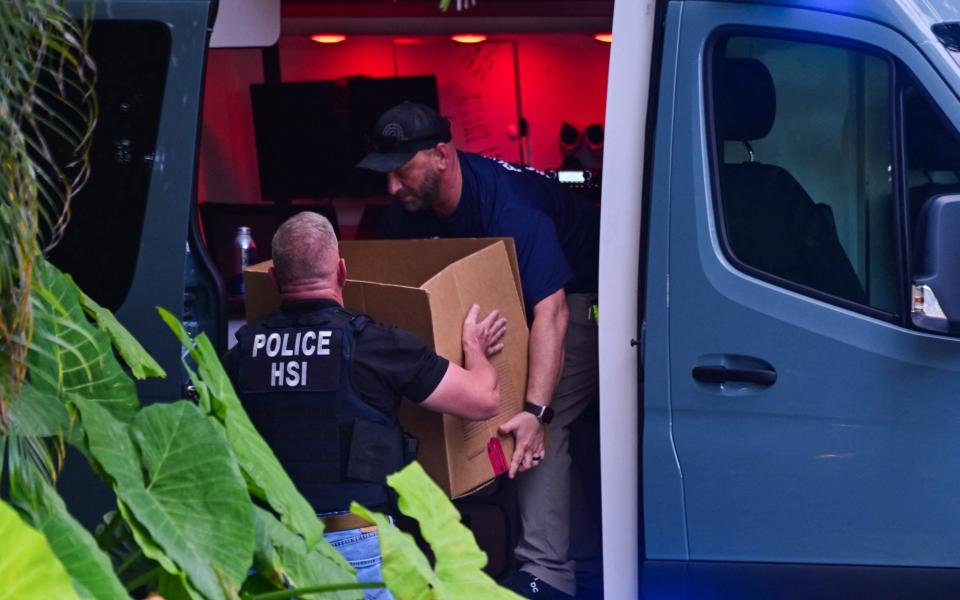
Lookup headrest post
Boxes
[742,140,756,163]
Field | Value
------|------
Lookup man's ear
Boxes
[337,257,347,287]
[435,142,453,170]
[268,266,280,292]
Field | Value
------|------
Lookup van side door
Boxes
[646,1,960,568]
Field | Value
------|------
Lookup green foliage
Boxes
[353,462,521,600]
[0,498,82,600]
[7,381,71,437]
[12,476,131,600]
[77,285,166,380]
[77,398,254,600]
[0,0,97,421]
[30,259,139,423]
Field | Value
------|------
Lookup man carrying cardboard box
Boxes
[224,212,514,599]
[360,102,601,600]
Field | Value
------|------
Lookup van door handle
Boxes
[692,365,777,385]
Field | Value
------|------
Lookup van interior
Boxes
[195,2,613,587]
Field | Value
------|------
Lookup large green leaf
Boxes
[29,259,138,423]
[75,281,165,380]
[7,381,71,437]
[252,507,361,600]
[158,308,328,552]
[0,498,81,600]
[76,398,254,600]
[115,499,204,597]
[156,571,204,600]
[116,498,180,578]
[14,476,132,600]
[352,462,521,600]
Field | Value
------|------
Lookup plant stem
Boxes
[246,582,386,600]
[115,547,143,576]
[95,510,123,550]
[124,565,163,593]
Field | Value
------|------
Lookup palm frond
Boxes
[0,0,96,425]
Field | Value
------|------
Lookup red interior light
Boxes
[594,33,613,43]
[310,34,347,44]
[451,34,487,44]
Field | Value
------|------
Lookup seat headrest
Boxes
[905,87,960,172]
[718,58,776,142]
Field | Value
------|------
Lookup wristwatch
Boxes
[523,401,554,425]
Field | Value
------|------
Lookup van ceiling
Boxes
[281,0,613,34]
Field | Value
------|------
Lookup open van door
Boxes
[54,0,223,527]
[644,0,960,573]
[598,1,657,596]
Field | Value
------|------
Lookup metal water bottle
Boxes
[231,226,256,297]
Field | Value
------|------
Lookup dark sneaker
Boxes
[500,570,574,599]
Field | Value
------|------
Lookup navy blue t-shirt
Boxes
[379,152,600,314]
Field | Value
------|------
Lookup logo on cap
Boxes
[381,123,405,139]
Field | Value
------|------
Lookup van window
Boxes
[46,21,171,311]
[710,35,897,314]
[902,82,960,259]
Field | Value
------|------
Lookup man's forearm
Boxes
[464,343,499,397]
[525,291,568,407]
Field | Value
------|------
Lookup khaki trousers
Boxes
[515,292,601,596]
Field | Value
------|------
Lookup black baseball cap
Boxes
[356,101,452,173]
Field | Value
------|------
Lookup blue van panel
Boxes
[643,0,691,562]
[651,1,960,567]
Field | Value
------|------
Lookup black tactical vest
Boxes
[234,306,404,512]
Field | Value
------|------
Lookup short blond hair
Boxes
[271,212,338,289]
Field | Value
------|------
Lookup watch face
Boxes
[541,406,554,424]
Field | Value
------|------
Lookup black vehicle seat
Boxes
[717,58,866,304]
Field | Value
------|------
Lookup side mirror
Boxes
[912,194,960,333]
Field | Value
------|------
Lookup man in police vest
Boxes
[227,212,510,599]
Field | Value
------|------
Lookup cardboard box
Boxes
[243,238,529,498]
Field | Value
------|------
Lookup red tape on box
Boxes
[487,437,508,476]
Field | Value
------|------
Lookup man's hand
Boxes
[498,411,546,478]
[462,304,507,357]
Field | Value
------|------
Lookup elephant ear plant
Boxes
[0,2,522,598]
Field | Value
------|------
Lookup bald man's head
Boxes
[271,212,339,292]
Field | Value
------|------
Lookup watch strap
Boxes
[523,401,554,424]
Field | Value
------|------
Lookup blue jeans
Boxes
[325,523,394,600]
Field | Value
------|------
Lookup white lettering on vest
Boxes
[294,331,303,355]
[281,332,294,356]
[317,330,332,356]
[251,334,266,357]
[266,333,281,357]
[270,361,284,386]
[301,331,316,355]
[285,361,300,386]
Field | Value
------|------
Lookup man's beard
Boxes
[401,166,441,213]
